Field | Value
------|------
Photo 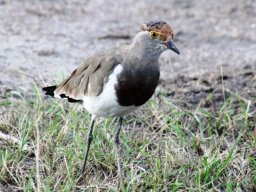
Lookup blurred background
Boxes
[0,0,255,106]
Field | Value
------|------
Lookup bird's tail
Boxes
[42,85,57,97]
[42,85,82,103]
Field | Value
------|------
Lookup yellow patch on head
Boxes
[149,31,159,39]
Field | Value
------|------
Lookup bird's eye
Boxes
[149,31,159,39]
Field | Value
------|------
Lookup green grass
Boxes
[0,86,255,191]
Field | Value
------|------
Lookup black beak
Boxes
[166,39,180,55]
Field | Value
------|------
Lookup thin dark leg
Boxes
[114,117,123,185]
[82,119,95,174]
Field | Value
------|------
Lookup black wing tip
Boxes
[59,93,83,103]
[42,85,57,97]
[68,97,83,103]
[42,85,57,92]
[42,85,82,103]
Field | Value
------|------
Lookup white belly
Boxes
[83,65,138,118]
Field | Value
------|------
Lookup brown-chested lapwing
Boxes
[42,21,180,182]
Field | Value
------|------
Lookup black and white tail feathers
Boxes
[42,85,82,103]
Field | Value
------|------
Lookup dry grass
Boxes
[0,86,255,191]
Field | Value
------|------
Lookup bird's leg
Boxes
[82,118,95,175]
[114,117,124,185]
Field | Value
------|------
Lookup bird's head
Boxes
[138,21,180,55]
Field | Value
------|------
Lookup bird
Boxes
[42,21,180,182]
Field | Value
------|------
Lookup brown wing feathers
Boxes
[42,51,122,102]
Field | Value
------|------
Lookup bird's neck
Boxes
[128,41,162,63]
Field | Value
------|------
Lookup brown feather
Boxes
[141,21,174,42]
[55,50,123,100]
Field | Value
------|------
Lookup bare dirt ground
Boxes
[0,0,255,107]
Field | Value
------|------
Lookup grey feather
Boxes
[55,49,124,99]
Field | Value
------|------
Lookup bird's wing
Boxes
[55,50,123,100]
